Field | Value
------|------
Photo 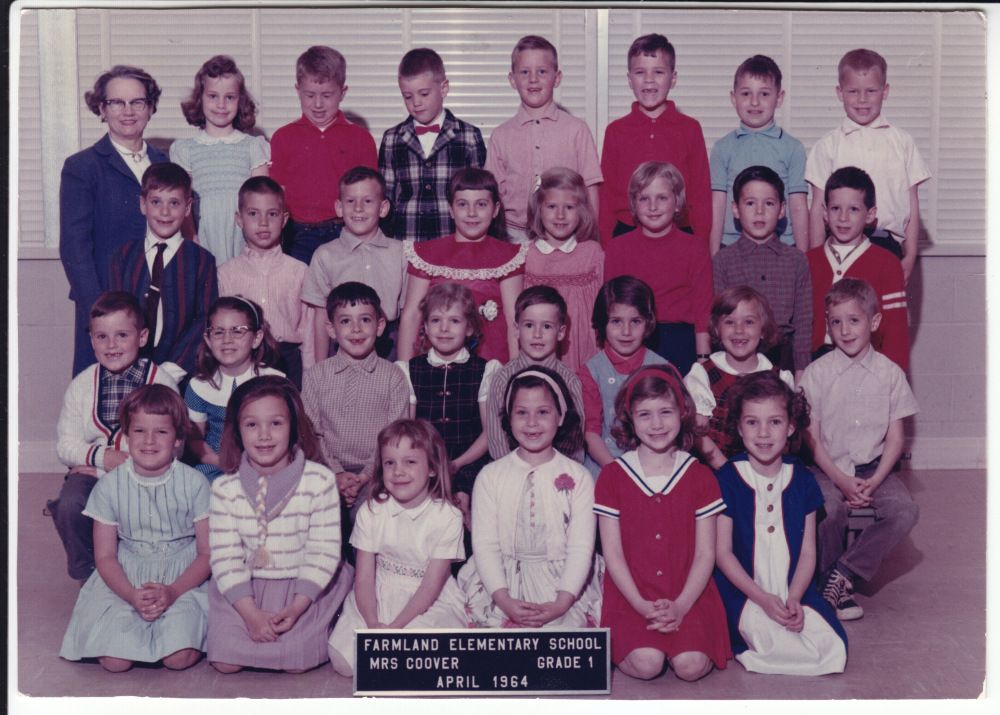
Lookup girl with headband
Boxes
[185,295,283,481]
[457,366,604,628]
[594,364,731,682]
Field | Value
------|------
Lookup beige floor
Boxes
[13,469,987,705]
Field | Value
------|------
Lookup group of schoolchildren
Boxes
[50,31,926,685]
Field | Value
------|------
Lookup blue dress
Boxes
[170,130,270,264]
[713,455,847,674]
[60,460,211,663]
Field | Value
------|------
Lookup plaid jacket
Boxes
[379,109,486,242]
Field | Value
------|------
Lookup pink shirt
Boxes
[218,245,309,344]
[485,104,602,230]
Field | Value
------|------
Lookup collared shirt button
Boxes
[608,376,616,384]
[425,184,432,190]
[656,570,663,576]
[766,483,774,492]
[766,504,774,512]
[655,533,661,540]
[365,265,371,270]
[767,525,775,533]
[654,496,661,503]
[444,390,451,396]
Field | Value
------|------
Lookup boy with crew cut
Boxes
[301,166,407,362]
[713,165,812,377]
[598,33,711,245]
[484,285,585,461]
[800,278,919,621]
[111,162,217,378]
[710,55,809,254]
[49,291,179,583]
[485,35,602,243]
[806,166,909,371]
[302,282,409,510]
[806,48,930,281]
[380,48,486,242]
[219,176,312,388]
[270,46,378,265]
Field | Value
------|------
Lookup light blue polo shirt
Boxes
[709,122,808,247]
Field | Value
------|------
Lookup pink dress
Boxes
[524,239,603,373]
[404,235,527,363]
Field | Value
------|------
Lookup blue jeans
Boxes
[814,462,919,583]
[285,219,342,265]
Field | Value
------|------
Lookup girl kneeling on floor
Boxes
[207,375,353,673]
[60,384,211,672]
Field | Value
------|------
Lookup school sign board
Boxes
[353,628,611,696]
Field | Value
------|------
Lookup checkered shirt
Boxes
[379,109,486,242]
[97,358,150,429]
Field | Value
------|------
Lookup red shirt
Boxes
[806,242,910,371]
[270,113,377,223]
[598,101,712,246]
[604,226,713,332]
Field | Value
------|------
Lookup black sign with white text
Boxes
[353,628,610,696]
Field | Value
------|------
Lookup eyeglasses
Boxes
[205,325,254,340]
[102,98,150,112]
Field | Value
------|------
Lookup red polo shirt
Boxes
[270,112,377,224]
[598,101,712,246]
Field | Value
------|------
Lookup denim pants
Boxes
[47,471,99,580]
[286,219,342,265]
[814,463,919,582]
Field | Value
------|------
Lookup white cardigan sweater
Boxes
[471,449,596,599]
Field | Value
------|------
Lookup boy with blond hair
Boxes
[271,46,377,264]
[485,35,602,243]
[380,48,486,242]
[710,55,809,254]
[599,33,711,245]
[800,278,919,621]
[805,48,930,281]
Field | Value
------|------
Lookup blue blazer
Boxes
[111,239,218,375]
[59,133,169,308]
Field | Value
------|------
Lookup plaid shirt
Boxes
[98,358,150,429]
[379,109,486,242]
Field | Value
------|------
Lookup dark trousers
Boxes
[46,471,99,580]
[868,230,904,260]
[764,331,796,373]
[284,218,342,265]
[651,321,696,376]
[72,299,98,377]
[277,341,303,390]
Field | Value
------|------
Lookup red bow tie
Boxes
[415,124,440,136]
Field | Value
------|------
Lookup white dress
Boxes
[457,451,604,628]
[328,496,468,670]
[733,461,847,675]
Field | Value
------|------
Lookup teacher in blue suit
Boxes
[60,65,168,375]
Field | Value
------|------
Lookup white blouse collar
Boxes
[534,237,578,255]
